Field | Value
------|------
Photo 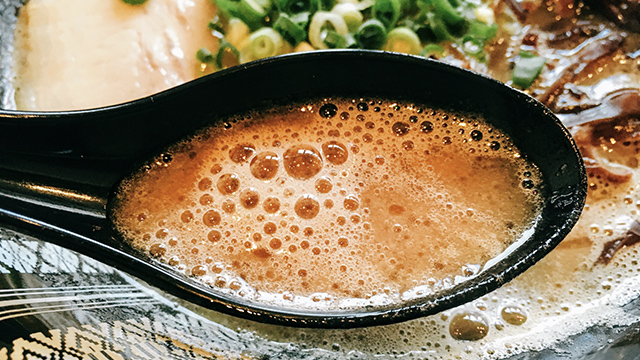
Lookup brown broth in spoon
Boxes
[111,98,543,309]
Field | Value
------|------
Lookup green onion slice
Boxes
[196,47,215,63]
[340,0,375,10]
[274,14,307,45]
[354,18,387,49]
[214,0,240,20]
[344,33,358,48]
[323,30,348,48]
[249,27,285,59]
[217,0,270,31]
[372,0,401,29]
[426,12,453,42]
[208,15,229,35]
[383,27,421,54]
[290,11,311,27]
[308,11,349,49]
[215,39,241,70]
[466,19,497,43]
[512,51,546,89]
[431,0,465,27]
[277,0,312,13]
[311,0,336,12]
[331,3,364,32]
[461,37,484,58]
[122,0,148,5]
[420,43,445,58]
[239,0,271,30]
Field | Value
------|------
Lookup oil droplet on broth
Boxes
[449,311,490,341]
[112,98,543,309]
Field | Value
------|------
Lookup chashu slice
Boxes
[12,0,216,111]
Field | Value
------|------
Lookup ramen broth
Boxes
[112,98,543,308]
[8,0,640,356]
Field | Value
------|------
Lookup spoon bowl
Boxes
[0,50,587,328]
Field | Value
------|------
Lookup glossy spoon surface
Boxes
[0,50,587,328]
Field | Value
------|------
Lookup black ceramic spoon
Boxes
[0,50,587,328]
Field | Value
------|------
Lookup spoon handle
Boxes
[0,110,122,248]
[0,73,234,246]
[0,70,241,251]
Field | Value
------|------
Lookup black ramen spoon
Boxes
[0,50,587,328]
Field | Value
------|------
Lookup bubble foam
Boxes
[112,98,543,310]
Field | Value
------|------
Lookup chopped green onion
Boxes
[348,0,376,11]
[290,11,311,27]
[196,47,215,63]
[225,18,251,48]
[372,0,401,29]
[122,0,148,5]
[308,11,349,49]
[420,43,445,58]
[344,33,358,48]
[208,16,227,34]
[238,0,271,29]
[324,30,348,48]
[461,37,484,58]
[406,18,438,43]
[311,0,336,12]
[277,0,312,14]
[446,0,460,8]
[512,51,546,89]
[383,27,421,54]
[249,28,284,59]
[216,0,270,30]
[215,39,241,69]
[426,12,453,41]
[274,14,308,45]
[355,19,387,49]
[416,0,433,11]
[203,0,503,70]
[254,0,273,9]
[331,3,364,32]
[466,20,497,43]
[431,0,465,27]
[215,0,242,22]
[398,0,417,13]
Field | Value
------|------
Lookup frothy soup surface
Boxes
[112,98,543,308]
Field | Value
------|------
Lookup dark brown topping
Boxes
[522,32,539,47]
[585,0,640,32]
[539,32,625,110]
[597,220,640,265]
[502,0,529,23]
[547,25,601,48]
[559,89,640,128]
